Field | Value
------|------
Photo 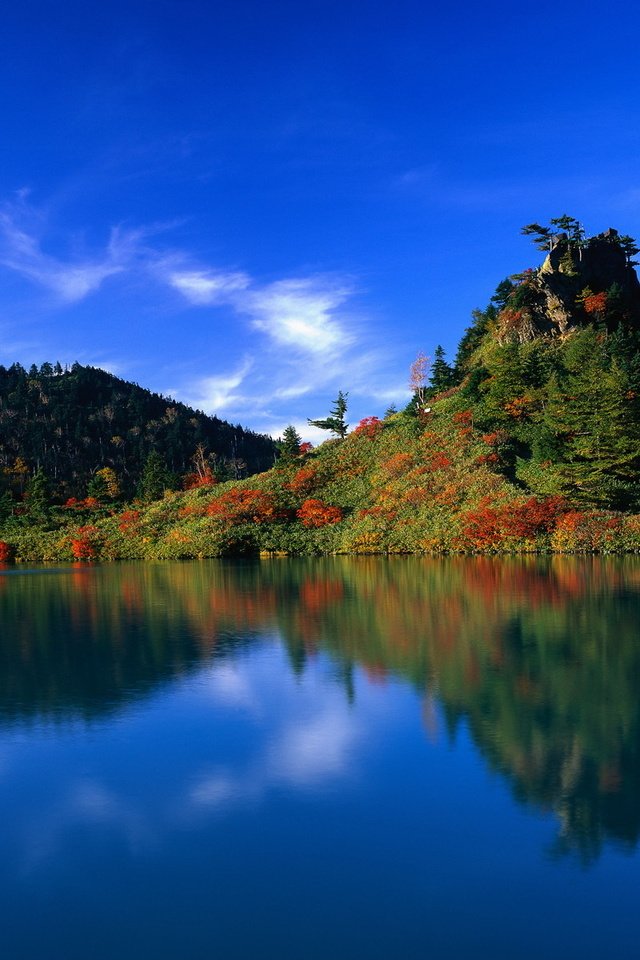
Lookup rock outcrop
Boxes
[496,229,640,343]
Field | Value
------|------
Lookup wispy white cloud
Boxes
[176,356,254,413]
[244,277,355,355]
[0,199,149,303]
[166,262,355,357]
[167,268,250,304]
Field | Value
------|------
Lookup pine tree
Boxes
[25,468,51,521]
[138,452,172,502]
[429,346,455,393]
[307,391,349,439]
[278,425,302,462]
[545,328,640,508]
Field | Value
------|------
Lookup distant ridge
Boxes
[0,362,276,498]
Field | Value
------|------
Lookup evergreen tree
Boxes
[490,278,516,309]
[308,391,349,439]
[87,468,120,502]
[521,222,553,250]
[25,468,51,521]
[429,346,455,393]
[618,234,640,267]
[278,425,302,462]
[545,328,640,508]
[0,490,14,523]
[87,472,110,502]
[138,452,172,502]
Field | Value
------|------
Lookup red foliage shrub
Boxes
[482,430,509,447]
[297,499,343,528]
[353,416,383,439]
[183,469,216,490]
[452,409,473,427]
[206,488,279,524]
[460,502,504,548]
[118,509,141,534]
[299,442,314,454]
[0,541,14,562]
[503,496,567,538]
[381,452,413,477]
[70,525,100,560]
[461,495,567,548]
[286,466,318,495]
[429,452,452,471]
[64,496,100,510]
[583,292,608,317]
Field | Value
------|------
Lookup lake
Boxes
[1,557,639,959]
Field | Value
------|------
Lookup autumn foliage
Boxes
[353,416,383,439]
[460,496,567,549]
[70,526,101,560]
[206,488,280,524]
[0,540,14,562]
[297,499,343,528]
[583,291,608,317]
[286,466,319,495]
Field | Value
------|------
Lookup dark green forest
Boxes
[0,362,276,501]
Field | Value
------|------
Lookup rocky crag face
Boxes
[497,229,640,343]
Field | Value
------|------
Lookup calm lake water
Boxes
[1,557,639,959]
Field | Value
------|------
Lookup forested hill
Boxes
[0,362,276,498]
[451,219,640,512]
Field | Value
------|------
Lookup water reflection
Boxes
[2,556,640,861]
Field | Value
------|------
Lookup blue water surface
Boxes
[0,557,638,959]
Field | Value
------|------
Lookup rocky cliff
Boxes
[496,228,640,342]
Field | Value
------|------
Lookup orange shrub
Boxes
[286,466,318,495]
[297,499,343,528]
[429,452,452,471]
[583,291,608,317]
[206,488,279,524]
[551,510,620,551]
[70,525,100,560]
[381,452,413,478]
[452,409,473,427]
[353,416,383,439]
[118,509,141,534]
[183,470,216,490]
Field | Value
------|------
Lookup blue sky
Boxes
[2,0,640,440]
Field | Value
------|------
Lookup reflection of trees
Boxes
[0,563,259,723]
[2,556,640,859]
